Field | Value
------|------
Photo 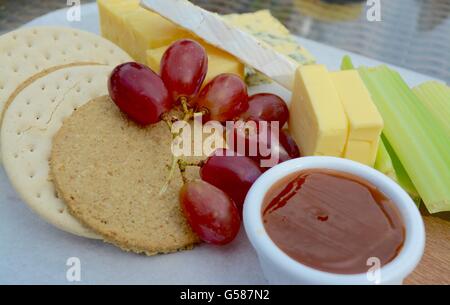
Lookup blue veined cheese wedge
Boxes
[224,10,315,86]
[224,10,315,65]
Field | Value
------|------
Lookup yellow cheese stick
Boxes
[289,65,348,157]
[330,70,384,166]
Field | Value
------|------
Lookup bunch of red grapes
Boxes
[108,39,300,245]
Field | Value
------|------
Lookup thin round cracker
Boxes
[0,26,132,157]
[1,65,115,239]
[1,62,102,124]
[50,96,200,255]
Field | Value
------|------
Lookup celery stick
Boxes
[381,135,421,205]
[358,66,450,213]
[413,81,450,134]
[374,136,421,205]
[341,55,354,70]
[374,138,398,181]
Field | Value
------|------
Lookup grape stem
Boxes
[178,159,189,185]
[180,96,194,121]
[158,156,178,196]
[161,112,180,130]
[159,98,197,196]
[180,96,190,113]
[177,159,204,184]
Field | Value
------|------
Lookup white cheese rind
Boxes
[141,0,298,90]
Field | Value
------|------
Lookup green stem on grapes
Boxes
[180,97,196,121]
[163,119,172,130]
[177,159,188,185]
[183,160,205,168]
[180,96,190,114]
[159,155,179,196]
[159,115,178,196]
[159,102,194,196]
[177,160,204,185]
[178,160,204,172]
[161,112,180,130]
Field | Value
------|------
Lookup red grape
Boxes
[108,62,172,125]
[240,93,289,127]
[279,129,301,159]
[200,148,262,211]
[161,39,208,102]
[180,180,240,245]
[227,122,299,170]
[194,74,248,122]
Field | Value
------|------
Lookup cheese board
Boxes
[0,2,448,284]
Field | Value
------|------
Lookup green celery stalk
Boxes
[374,138,397,181]
[373,126,421,205]
[358,66,450,213]
[381,135,421,205]
[340,55,354,70]
[412,81,450,134]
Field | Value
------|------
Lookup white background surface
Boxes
[0,3,436,284]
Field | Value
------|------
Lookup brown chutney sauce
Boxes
[262,169,405,274]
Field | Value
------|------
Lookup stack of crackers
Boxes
[0,26,200,255]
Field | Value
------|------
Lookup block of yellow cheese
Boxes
[330,70,384,166]
[289,65,348,157]
[146,44,245,84]
[123,10,194,59]
[98,0,194,63]
[98,0,312,84]
[98,0,244,79]
[97,0,141,59]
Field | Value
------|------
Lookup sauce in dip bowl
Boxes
[243,157,425,284]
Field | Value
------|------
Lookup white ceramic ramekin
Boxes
[243,157,425,285]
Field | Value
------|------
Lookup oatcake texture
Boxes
[50,96,200,255]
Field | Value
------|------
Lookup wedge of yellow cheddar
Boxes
[146,45,245,85]
[330,70,384,166]
[98,0,140,51]
[98,0,142,60]
[289,65,348,157]
[98,0,193,63]
[98,0,245,79]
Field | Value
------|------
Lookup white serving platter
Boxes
[0,3,438,284]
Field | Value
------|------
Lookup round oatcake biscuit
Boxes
[50,96,200,255]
